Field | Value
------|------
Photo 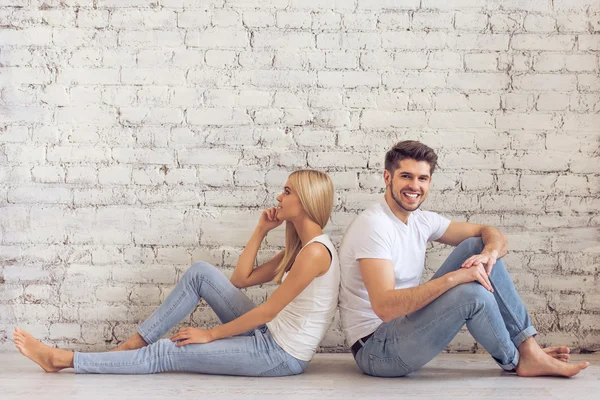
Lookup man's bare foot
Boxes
[516,339,588,377]
[543,346,570,363]
[109,333,148,352]
[13,327,73,372]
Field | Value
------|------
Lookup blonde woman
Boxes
[14,170,339,377]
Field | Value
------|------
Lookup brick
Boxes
[110,10,176,29]
[178,149,240,166]
[32,166,65,184]
[77,10,109,28]
[429,112,493,129]
[325,50,359,69]
[361,110,426,129]
[242,11,275,28]
[112,148,174,165]
[382,31,447,49]
[234,70,316,88]
[276,11,311,29]
[524,14,556,32]
[186,28,249,48]
[253,31,314,48]
[505,151,570,172]
[465,53,498,71]
[533,53,566,71]
[496,113,560,130]
[455,12,488,32]
[556,14,588,32]
[539,275,597,293]
[308,152,367,168]
[187,108,251,126]
[383,72,446,89]
[446,34,509,51]
[0,27,52,46]
[121,68,186,85]
[439,150,501,170]
[563,114,600,131]
[343,13,376,30]
[318,71,380,88]
[412,11,454,30]
[579,35,600,50]
[512,34,575,51]
[294,129,337,147]
[536,93,570,111]
[429,51,462,70]
[57,68,119,85]
[566,55,598,72]
[447,73,509,90]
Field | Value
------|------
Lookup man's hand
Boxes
[451,263,494,293]
[170,327,215,347]
[461,250,498,275]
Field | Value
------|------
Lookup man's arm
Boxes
[436,221,508,272]
[360,258,493,323]
[437,221,507,257]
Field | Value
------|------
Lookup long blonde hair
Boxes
[272,170,334,283]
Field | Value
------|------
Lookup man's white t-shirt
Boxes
[338,198,451,346]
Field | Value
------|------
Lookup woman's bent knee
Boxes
[185,261,218,280]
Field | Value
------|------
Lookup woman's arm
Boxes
[170,242,331,346]
[230,208,284,288]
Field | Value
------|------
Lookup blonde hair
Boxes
[272,170,334,283]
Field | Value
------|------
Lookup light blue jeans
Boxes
[355,237,537,377]
[74,262,309,376]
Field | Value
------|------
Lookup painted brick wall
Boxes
[1,0,599,353]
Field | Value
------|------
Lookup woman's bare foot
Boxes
[109,333,148,352]
[516,339,588,377]
[543,346,570,362]
[13,327,73,372]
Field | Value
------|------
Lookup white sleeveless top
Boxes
[266,234,340,361]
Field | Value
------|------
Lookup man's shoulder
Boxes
[350,202,395,231]
[341,204,395,251]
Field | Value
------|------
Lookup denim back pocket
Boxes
[258,361,296,377]
[368,354,412,377]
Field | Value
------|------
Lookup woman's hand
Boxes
[257,207,283,233]
[170,327,215,347]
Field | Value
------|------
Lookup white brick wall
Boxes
[1,0,599,353]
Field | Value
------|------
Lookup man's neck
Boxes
[384,191,411,225]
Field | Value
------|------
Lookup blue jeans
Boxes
[355,238,537,377]
[74,261,309,376]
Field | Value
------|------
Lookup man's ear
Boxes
[383,169,391,186]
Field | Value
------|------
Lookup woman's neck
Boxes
[291,218,324,247]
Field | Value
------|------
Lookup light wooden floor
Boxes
[2,352,599,399]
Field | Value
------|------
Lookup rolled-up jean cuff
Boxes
[73,352,82,374]
[512,326,537,348]
[498,349,520,371]
[137,326,154,345]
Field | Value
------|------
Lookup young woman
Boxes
[14,169,339,377]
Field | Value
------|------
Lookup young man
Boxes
[338,140,589,378]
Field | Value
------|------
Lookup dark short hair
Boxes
[384,140,438,176]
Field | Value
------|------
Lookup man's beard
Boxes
[390,181,425,212]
